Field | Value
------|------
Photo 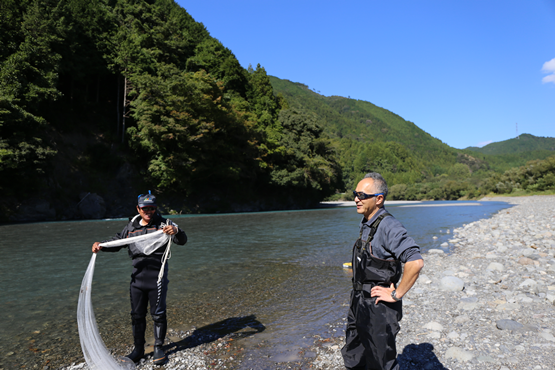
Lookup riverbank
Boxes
[320,200,422,207]
[58,195,555,370]
[320,200,492,208]
[310,195,555,369]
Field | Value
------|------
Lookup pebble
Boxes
[419,274,432,284]
[457,296,480,311]
[496,319,523,331]
[445,347,474,362]
[440,276,465,291]
[423,321,444,331]
[486,262,504,271]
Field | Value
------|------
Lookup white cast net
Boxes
[77,225,173,369]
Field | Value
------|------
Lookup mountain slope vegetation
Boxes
[270,77,555,200]
[0,0,341,220]
[269,77,459,189]
[466,133,555,155]
[463,134,555,173]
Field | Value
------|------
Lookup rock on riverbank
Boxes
[310,195,555,370]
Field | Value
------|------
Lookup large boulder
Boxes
[78,192,106,219]
[10,199,56,222]
[440,276,465,291]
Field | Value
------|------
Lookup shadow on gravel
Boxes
[398,343,448,370]
[167,314,265,354]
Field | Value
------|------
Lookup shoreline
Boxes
[60,195,555,369]
[320,198,513,208]
[320,200,422,207]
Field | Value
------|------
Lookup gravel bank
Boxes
[60,195,555,370]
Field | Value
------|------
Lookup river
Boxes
[0,200,511,369]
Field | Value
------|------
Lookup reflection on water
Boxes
[0,201,511,368]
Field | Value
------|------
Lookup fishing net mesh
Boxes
[77,228,172,369]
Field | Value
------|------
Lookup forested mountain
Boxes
[0,0,341,221]
[466,134,555,155]
[463,134,555,172]
[270,77,555,200]
[269,77,460,190]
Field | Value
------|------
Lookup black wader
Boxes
[129,258,169,356]
[103,214,186,364]
[341,213,403,370]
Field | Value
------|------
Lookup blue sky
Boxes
[177,0,555,149]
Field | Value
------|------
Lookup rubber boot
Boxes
[126,316,146,363]
[152,315,167,365]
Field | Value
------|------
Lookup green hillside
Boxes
[466,133,555,155]
[461,148,555,173]
[269,77,454,159]
[270,77,555,200]
[269,77,463,189]
[463,134,555,173]
[0,0,341,220]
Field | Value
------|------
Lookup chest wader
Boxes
[127,257,170,365]
[341,213,403,370]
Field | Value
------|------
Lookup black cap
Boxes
[138,192,157,208]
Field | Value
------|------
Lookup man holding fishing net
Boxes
[92,192,187,365]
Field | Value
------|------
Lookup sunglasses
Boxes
[140,207,157,212]
[353,191,384,200]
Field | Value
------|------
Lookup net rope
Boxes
[77,222,174,369]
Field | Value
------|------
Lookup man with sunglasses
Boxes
[341,173,424,370]
[92,191,187,366]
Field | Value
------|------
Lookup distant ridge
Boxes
[466,133,555,155]
[270,76,555,181]
[269,76,467,189]
[268,76,555,200]
[269,76,455,162]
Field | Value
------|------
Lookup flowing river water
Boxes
[0,200,511,369]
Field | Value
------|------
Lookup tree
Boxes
[448,163,471,179]
[0,0,60,193]
[128,67,257,193]
[267,108,341,197]
[186,38,248,97]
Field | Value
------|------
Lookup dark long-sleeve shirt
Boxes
[360,207,422,263]
[102,213,186,265]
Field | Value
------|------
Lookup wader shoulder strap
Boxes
[363,212,392,242]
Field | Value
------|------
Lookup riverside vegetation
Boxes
[1,0,555,222]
